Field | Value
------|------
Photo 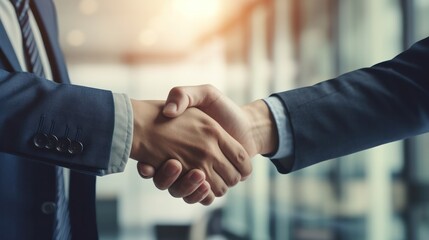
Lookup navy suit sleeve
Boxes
[0,70,115,173]
[272,36,429,173]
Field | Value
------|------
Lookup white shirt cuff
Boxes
[99,93,133,175]
[262,96,293,159]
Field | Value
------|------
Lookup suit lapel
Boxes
[0,21,22,72]
[30,0,70,84]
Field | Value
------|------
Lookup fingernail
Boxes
[164,103,177,114]
[165,162,180,176]
[190,171,204,183]
[138,165,154,179]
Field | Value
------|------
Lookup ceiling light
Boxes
[67,30,86,47]
[79,0,99,16]
[172,0,220,19]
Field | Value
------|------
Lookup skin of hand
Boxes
[138,159,213,204]
[130,99,252,200]
[137,85,278,204]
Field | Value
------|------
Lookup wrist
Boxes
[242,100,278,155]
[130,99,155,161]
[130,99,141,160]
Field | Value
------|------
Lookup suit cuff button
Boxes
[69,140,84,155]
[41,202,57,215]
[45,134,58,150]
[33,133,48,148]
[56,138,71,153]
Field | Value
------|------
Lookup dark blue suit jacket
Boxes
[0,0,115,239]
[272,37,429,173]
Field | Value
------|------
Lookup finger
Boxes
[199,125,241,195]
[241,175,249,181]
[212,153,241,187]
[218,130,252,180]
[204,165,228,197]
[163,85,220,118]
[152,159,182,190]
[168,169,206,198]
[183,181,211,204]
[163,87,190,117]
[200,191,216,206]
[137,162,156,179]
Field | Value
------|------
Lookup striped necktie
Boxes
[10,0,44,76]
[9,0,72,239]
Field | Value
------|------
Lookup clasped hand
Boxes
[130,85,277,205]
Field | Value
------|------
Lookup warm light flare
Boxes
[172,0,221,19]
[67,29,86,47]
[79,0,99,16]
[139,29,159,47]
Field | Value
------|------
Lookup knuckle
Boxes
[198,184,210,196]
[213,185,227,197]
[203,84,221,100]
[199,147,211,159]
[170,86,185,96]
[244,165,253,178]
[232,175,240,186]
[201,121,216,133]
[226,174,240,187]
[237,149,248,163]
[184,188,207,204]
[242,164,252,179]
[202,84,217,94]
[236,149,252,177]
[201,197,214,206]
[198,145,217,161]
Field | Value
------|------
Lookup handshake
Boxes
[129,85,278,205]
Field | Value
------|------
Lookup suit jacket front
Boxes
[272,37,429,174]
[0,0,116,239]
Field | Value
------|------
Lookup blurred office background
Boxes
[54,0,429,239]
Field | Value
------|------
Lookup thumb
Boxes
[163,85,220,118]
